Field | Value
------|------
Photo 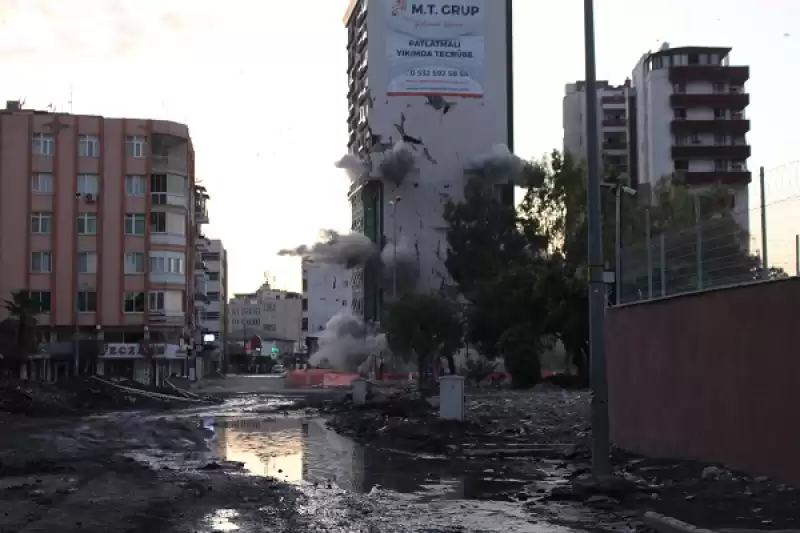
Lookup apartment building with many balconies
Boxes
[194,237,227,371]
[563,44,751,215]
[563,80,631,176]
[0,100,206,384]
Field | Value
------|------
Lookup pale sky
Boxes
[1,0,798,293]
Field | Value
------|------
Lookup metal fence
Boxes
[619,161,800,304]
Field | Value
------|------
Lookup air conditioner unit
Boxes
[84,193,96,203]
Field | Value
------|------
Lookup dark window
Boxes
[302,279,308,292]
[208,292,220,301]
[202,252,221,261]
[77,291,97,312]
[208,272,220,281]
[30,291,52,313]
[301,318,308,332]
[302,298,308,311]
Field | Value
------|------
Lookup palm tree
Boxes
[1,290,42,376]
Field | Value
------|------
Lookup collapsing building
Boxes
[342,0,516,324]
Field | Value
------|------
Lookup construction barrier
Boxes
[322,373,360,388]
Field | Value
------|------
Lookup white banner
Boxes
[385,0,486,97]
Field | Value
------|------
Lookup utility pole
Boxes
[583,0,611,476]
[759,167,768,280]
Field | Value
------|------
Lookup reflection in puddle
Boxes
[206,416,550,500]
[205,508,240,531]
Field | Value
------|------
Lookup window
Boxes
[150,212,166,233]
[264,303,276,312]
[201,252,221,261]
[208,272,220,281]
[125,214,146,235]
[77,251,98,274]
[77,291,97,312]
[263,324,276,332]
[714,134,729,146]
[78,135,100,157]
[713,108,728,120]
[124,252,145,274]
[32,133,54,156]
[342,300,348,307]
[31,251,52,273]
[302,279,308,292]
[673,108,687,120]
[714,159,728,171]
[77,174,100,195]
[674,160,689,172]
[301,318,308,332]
[31,172,54,194]
[150,255,184,274]
[674,135,688,146]
[148,291,165,311]
[712,82,726,94]
[731,160,747,171]
[30,291,52,313]
[31,212,53,234]
[151,174,167,205]
[205,311,221,321]
[125,175,146,197]
[76,213,98,235]
[208,292,220,301]
[123,292,145,313]
[672,83,686,94]
[125,136,146,158]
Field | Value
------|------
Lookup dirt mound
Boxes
[0,378,216,416]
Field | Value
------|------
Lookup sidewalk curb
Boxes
[643,512,714,533]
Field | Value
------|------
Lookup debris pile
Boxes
[323,388,591,457]
[0,377,219,416]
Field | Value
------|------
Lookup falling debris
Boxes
[380,235,417,270]
[334,154,369,181]
[466,144,526,184]
[422,147,438,165]
[393,114,423,146]
[310,312,387,372]
[278,229,377,268]
[378,142,416,186]
[425,95,456,115]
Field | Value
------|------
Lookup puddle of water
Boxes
[206,415,560,501]
[205,508,240,531]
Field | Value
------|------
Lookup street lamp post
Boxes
[388,196,401,300]
[582,0,611,476]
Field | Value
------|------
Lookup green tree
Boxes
[384,293,462,386]
[0,290,42,375]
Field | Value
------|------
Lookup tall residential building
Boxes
[563,44,751,213]
[300,259,352,353]
[630,44,750,211]
[196,238,227,369]
[228,283,302,355]
[563,80,630,176]
[0,100,205,382]
[344,0,514,323]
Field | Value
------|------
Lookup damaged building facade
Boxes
[343,0,514,323]
[300,259,352,353]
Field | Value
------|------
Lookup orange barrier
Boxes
[322,373,360,388]
[285,369,327,388]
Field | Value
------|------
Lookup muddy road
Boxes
[0,395,591,533]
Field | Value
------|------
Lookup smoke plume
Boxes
[309,312,387,373]
[335,154,369,181]
[278,229,377,268]
[466,144,526,184]
[378,142,416,186]
[380,236,420,294]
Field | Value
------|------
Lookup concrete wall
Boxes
[302,260,352,339]
[606,278,800,483]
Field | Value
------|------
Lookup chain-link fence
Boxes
[619,161,800,304]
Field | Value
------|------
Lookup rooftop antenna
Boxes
[68,84,73,113]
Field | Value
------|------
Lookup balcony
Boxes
[602,118,627,127]
[152,155,187,174]
[601,95,626,104]
[672,144,751,159]
[670,93,749,109]
[602,141,628,151]
[669,65,749,84]
[670,119,750,135]
[678,171,752,186]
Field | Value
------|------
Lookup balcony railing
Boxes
[152,155,187,174]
